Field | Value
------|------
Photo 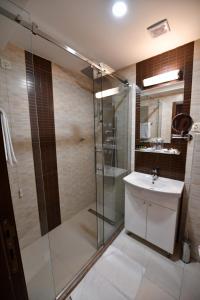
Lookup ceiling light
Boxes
[112,1,127,18]
[95,87,119,99]
[143,70,180,87]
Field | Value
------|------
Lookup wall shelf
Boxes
[135,149,181,155]
[171,134,193,141]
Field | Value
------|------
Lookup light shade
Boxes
[95,87,119,99]
[112,1,127,18]
[143,70,180,87]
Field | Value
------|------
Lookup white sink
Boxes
[123,171,184,196]
[124,171,184,254]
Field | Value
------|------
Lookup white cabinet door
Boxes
[125,186,147,239]
[146,203,177,253]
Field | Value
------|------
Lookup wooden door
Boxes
[0,125,29,300]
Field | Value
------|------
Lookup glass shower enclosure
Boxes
[0,1,130,299]
[94,73,130,246]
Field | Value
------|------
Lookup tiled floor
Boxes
[49,203,98,293]
[22,201,116,300]
[69,230,200,300]
[22,203,98,300]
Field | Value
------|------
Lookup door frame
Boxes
[0,124,29,300]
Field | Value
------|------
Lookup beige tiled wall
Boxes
[52,64,96,222]
[0,43,41,249]
[0,43,96,248]
[184,39,200,261]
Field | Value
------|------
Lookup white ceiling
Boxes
[6,0,200,69]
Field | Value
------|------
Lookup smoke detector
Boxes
[147,19,170,38]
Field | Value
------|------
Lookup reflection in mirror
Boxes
[140,81,184,143]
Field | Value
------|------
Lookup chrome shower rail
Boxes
[0,5,129,85]
[0,5,102,72]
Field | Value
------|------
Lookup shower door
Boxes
[94,73,130,246]
[0,1,130,299]
[29,34,98,297]
[0,1,99,297]
[0,1,56,300]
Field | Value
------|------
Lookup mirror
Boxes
[140,81,184,143]
[172,113,193,135]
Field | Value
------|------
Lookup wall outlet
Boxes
[18,188,23,199]
[191,122,200,133]
[0,57,12,70]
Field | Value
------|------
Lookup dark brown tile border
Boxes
[25,51,61,234]
[135,42,194,181]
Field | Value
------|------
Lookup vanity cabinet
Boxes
[125,192,147,239]
[124,174,183,254]
[146,203,177,253]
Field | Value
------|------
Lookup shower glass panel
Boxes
[0,1,55,300]
[0,1,130,299]
[93,70,104,247]
[31,34,98,296]
[94,75,130,244]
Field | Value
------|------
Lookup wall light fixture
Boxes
[143,69,180,87]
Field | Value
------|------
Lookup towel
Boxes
[0,108,17,166]
[140,122,151,139]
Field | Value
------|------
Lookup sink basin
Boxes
[123,172,184,196]
[124,172,184,254]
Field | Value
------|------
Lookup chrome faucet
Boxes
[152,168,159,184]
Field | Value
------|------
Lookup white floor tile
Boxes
[113,230,149,267]
[70,231,200,300]
[71,268,127,300]
[180,261,200,300]
[26,262,55,300]
[184,260,200,274]
[136,277,176,300]
[22,235,55,300]
[145,249,183,299]
[22,235,52,283]
[22,203,97,297]
[95,245,145,299]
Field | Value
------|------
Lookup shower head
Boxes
[81,66,103,85]
[81,66,93,79]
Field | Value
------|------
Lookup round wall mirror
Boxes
[172,113,193,135]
